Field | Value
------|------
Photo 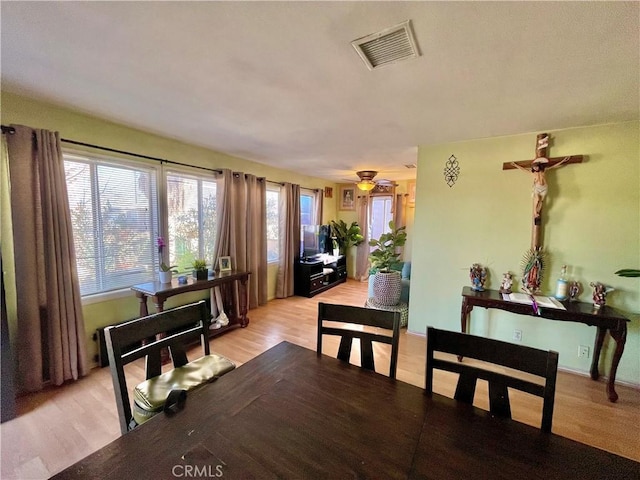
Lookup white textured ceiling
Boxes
[1,1,638,182]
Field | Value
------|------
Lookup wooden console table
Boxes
[131,270,250,335]
[461,286,630,402]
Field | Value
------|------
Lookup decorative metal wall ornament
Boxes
[443,154,460,187]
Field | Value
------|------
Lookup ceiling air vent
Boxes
[351,20,420,71]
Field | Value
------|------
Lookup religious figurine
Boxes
[590,282,613,309]
[499,272,513,294]
[568,281,581,302]
[521,247,545,294]
[511,155,572,225]
[503,132,582,248]
[469,263,487,292]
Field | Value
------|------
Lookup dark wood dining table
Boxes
[53,342,638,479]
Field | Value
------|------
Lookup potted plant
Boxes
[157,237,178,283]
[368,221,407,306]
[330,220,364,253]
[192,259,208,281]
[331,237,340,257]
[615,269,640,277]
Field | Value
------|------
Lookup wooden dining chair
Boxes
[105,301,235,434]
[317,302,401,378]
[425,326,559,433]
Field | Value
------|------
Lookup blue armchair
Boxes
[368,262,411,304]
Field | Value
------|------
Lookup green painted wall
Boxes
[1,91,337,364]
[409,122,639,384]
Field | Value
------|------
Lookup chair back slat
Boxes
[430,329,552,377]
[319,303,398,330]
[120,324,207,367]
[317,302,401,378]
[426,327,558,433]
[107,302,209,354]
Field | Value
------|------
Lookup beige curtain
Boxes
[276,183,301,298]
[314,188,323,224]
[394,194,407,229]
[394,193,408,258]
[355,193,370,281]
[5,125,89,392]
[213,169,233,260]
[213,169,267,309]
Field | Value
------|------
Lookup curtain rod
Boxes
[2,124,322,189]
[1,124,222,175]
[266,179,320,192]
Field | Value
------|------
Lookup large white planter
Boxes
[372,271,402,306]
[158,270,172,283]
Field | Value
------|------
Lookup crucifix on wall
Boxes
[503,133,583,249]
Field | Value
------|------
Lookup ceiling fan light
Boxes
[357,180,376,191]
[356,170,378,181]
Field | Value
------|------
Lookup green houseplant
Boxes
[368,221,407,306]
[192,259,208,281]
[615,269,640,278]
[368,221,407,272]
[330,220,364,253]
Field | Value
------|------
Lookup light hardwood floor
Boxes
[1,279,639,478]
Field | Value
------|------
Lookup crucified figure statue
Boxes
[502,133,583,249]
[510,155,571,224]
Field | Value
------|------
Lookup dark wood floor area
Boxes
[1,279,639,478]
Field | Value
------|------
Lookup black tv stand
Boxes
[295,255,347,297]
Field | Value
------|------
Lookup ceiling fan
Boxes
[352,170,396,191]
[353,170,377,191]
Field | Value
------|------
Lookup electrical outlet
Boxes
[513,330,522,342]
[578,345,590,358]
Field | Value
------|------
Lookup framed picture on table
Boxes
[339,185,356,211]
[218,256,232,272]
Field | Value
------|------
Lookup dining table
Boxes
[52,341,639,479]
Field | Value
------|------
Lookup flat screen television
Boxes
[300,224,331,260]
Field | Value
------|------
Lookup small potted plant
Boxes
[192,259,208,281]
[615,269,640,277]
[368,221,407,305]
[157,237,178,283]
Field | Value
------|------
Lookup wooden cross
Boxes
[503,133,583,249]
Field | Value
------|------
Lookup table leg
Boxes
[210,287,216,318]
[458,298,472,361]
[460,297,471,334]
[590,327,606,381]
[606,323,627,403]
[150,297,170,365]
[137,293,149,317]
[238,276,250,327]
[153,299,165,313]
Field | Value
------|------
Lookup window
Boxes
[300,191,315,226]
[266,187,279,262]
[369,195,394,249]
[64,153,159,296]
[165,171,217,271]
